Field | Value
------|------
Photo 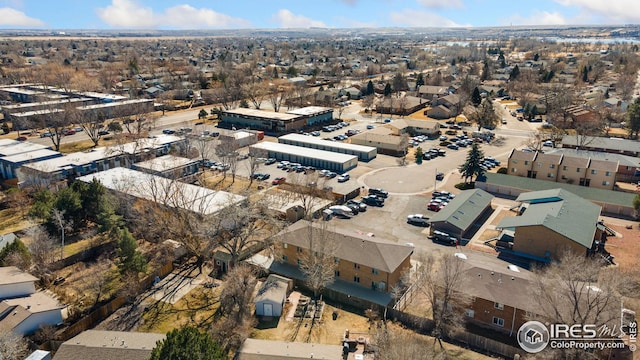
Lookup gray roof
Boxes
[428,189,493,231]
[0,266,38,286]
[285,106,332,116]
[53,330,165,360]
[497,188,600,248]
[237,338,342,360]
[255,274,289,304]
[479,172,635,208]
[546,148,640,168]
[463,266,535,313]
[223,108,301,121]
[276,221,413,273]
[561,135,640,153]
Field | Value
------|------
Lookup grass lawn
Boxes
[138,287,221,333]
[63,234,112,258]
[0,208,34,233]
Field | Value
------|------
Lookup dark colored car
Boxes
[362,195,384,207]
[435,172,445,181]
[347,199,367,212]
[368,188,388,198]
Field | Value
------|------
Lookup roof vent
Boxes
[491,271,494,275]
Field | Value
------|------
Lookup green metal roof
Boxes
[480,173,635,208]
[497,188,601,249]
[428,189,493,231]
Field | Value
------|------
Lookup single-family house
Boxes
[52,330,165,360]
[236,338,343,360]
[0,292,64,335]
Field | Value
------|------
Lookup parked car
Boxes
[16,136,27,141]
[362,195,384,207]
[337,173,350,182]
[326,171,337,179]
[345,203,360,215]
[543,140,554,147]
[435,172,445,181]
[98,130,110,136]
[271,177,286,185]
[368,188,388,198]
[427,202,443,212]
[347,200,367,212]
[407,214,430,226]
[62,129,76,135]
[162,129,176,134]
[431,230,457,246]
[447,143,459,150]
[329,205,354,218]
[40,132,53,138]
[366,124,375,130]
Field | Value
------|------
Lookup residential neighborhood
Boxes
[0,16,639,360]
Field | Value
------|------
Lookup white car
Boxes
[337,173,350,182]
[543,140,554,147]
[407,214,430,226]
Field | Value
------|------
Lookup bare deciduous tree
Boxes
[414,253,470,347]
[26,225,59,280]
[298,221,339,299]
[0,331,29,360]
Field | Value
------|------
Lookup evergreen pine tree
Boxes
[471,87,482,107]
[459,142,485,183]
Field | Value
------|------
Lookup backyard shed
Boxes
[254,274,292,317]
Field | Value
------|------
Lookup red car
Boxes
[271,177,286,185]
[427,202,444,212]
[16,136,27,141]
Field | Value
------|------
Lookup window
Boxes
[372,268,379,275]
[563,166,568,171]
[297,247,302,253]
[353,276,360,283]
[334,270,340,277]
[334,257,340,264]
[524,161,529,165]
[494,302,504,310]
[537,163,541,167]
[577,168,581,173]
[283,243,288,249]
[297,259,302,265]
[354,263,360,269]
[547,173,554,178]
[465,309,475,318]
[493,317,505,327]
[282,255,288,261]
[591,169,597,174]
[605,171,611,176]
[511,168,516,173]
[512,160,518,164]
[550,164,555,169]
[602,181,610,186]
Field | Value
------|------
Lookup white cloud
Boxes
[505,11,571,26]
[554,0,640,24]
[418,0,464,9]
[96,0,251,29]
[389,9,467,27]
[272,9,327,28]
[0,7,45,27]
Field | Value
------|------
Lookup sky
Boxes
[0,0,638,30]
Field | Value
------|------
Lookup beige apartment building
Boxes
[507,149,617,190]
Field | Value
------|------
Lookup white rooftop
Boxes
[78,98,152,110]
[286,106,332,116]
[77,168,245,215]
[134,154,197,172]
[1,148,61,164]
[251,142,358,163]
[279,133,376,153]
[0,139,50,156]
[223,108,301,121]
[10,108,64,117]
[23,135,181,173]
[3,292,62,313]
[1,97,91,110]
